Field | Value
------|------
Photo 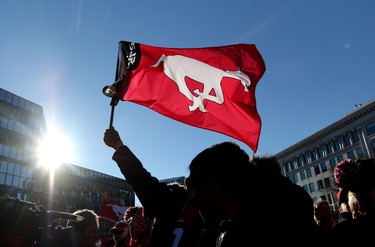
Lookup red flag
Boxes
[114,41,266,152]
[98,199,128,224]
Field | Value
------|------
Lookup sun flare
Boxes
[37,127,74,170]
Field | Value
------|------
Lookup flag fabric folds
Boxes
[98,199,128,224]
[113,41,266,152]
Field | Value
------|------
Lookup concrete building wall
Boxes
[275,98,375,214]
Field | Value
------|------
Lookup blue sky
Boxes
[1,0,375,184]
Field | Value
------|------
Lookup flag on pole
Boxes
[98,199,128,224]
[113,41,266,152]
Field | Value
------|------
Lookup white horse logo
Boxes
[151,54,251,112]
[106,203,128,221]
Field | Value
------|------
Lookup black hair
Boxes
[188,141,251,201]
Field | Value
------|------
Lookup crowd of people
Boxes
[6,125,373,247]
[102,126,375,247]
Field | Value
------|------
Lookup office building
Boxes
[0,88,134,212]
[275,98,375,215]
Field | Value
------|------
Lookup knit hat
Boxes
[333,158,375,192]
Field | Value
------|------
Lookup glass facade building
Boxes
[0,88,134,213]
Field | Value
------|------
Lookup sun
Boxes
[37,126,74,170]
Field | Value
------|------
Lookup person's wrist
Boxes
[113,140,124,150]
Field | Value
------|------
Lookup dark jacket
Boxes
[112,146,210,247]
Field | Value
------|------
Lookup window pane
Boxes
[314,165,321,175]
[0,173,5,184]
[326,143,333,155]
[318,147,324,158]
[366,122,375,136]
[371,141,375,153]
[309,182,315,192]
[352,131,360,143]
[20,177,27,189]
[337,155,344,162]
[356,147,364,159]
[7,163,14,174]
[329,158,336,169]
[324,178,331,188]
[14,164,21,176]
[317,180,324,190]
[5,175,13,185]
[320,162,327,173]
[343,135,351,147]
[306,168,312,178]
[21,166,28,177]
[0,161,7,173]
[12,176,20,188]
[293,173,298,183]
[3,145,10,157]
[334,140,341,151]
[311,150,317,161]
[347,150,356,159]
[303,184,309,193]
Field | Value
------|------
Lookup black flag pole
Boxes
[103,41,127,128]
[109,95,119,128]
[109,105,115,128]
[102,85,119,128]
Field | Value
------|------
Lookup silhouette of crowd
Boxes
[105,126,342,247]
[1,125,374,247]
[103,126,375,247]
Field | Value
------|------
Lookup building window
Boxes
[326,143,333,155]
[366,122,375,136]
[352,131,360,143]
[318,146,325,158]
[320,162,328,173]
[5,91,12,103]
[0,173,5,184]
[284,163,290,173]
[343,134,351,147]
[324,178,331,188]
[7,163,15,174]
[317,180,324,190]
[356,147,364,158]
[14,164,21,176]
[291,161,296,170]
[12,176,20,188]
[298,157,304,167]
[303,184,309,193]
[3,145,10,157]
[337,155,344,163]
[306,168,312,178]
[329,158,336,169]
[309,182,315,193]
[0,160,7,173]
[347,150,356,160]
[327,194,333,204]
[293,173,298,183]
[334,139,341,151]
[5,174,13,186]
[303,154,309,164]
[300,170,306,180]
[20,177,27,189]
[371,141,375,153]
[314,164,321,175]
[311,150,317,161]
[320,195,327,202]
